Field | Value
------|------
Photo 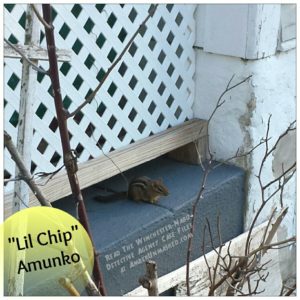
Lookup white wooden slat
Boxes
[4,44,72,62]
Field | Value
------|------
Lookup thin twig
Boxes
[186,74,253,295]
[4,131,51,207]
[281,283,296,296]
[208,235,295,295]
[260,207,277,250]
[261,207,288,255]
[251,237,295,258]
[4,176,23,183]
[245,117,296,256]
[212,138,266,170]
[4,38,48,74]
[197,75,295,296]
[263,162,296,191]
[91,132,129,187]
[30,4,52,30]
[202,224,213,287]
[266,120,296,158]
[207,75,252,124]
[186,160,211,295]
[67,4,158,118]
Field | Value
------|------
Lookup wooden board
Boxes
[4,44,72,62]
[4,119,207,218]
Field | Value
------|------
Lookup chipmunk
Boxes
[94,176,169,204]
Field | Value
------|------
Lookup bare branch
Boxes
[42,4,106,295]
[186,74,253,295]
[207,75,252,124]
[261,207,288,255]
[281,283,296,296]
[248,236,295,257]
[212,138,266,170]
[260,207,277,250]
[202,224,213,288]
[186,160,211,295]
[263,162,296,191]
[266,120,296,158]
[4,176,24,183]
[244,117,296,256]
[4,131,52,207]
[67,4,158,119]
[30,4,52,30]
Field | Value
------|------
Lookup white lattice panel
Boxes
[4,4,196,193]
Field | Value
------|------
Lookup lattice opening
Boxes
[96,33,106,49]
[84,18,95,33]
[139,89,147,102]
[139,56,148,70]
[9,111,19,127]
[72,39,83,54]
[118,96,127,109]
[37,138,49,154]
[95,4,105,13]
[129,8,137,22]
[36,103,47,119]
[7,73,20,90]
[4,4,15,12]
[71,4,82,18]
[4,170,12,186]
[129,108,137,121]
[118,28,128,43]
[49,118,58,132]
[31,161,37,173]
[97,103,106,116]
[59,23,71,39]
[118,62,128,76]
[74,111,84,125]
[8,34,19,44]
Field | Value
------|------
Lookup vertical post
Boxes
[139,261,159,296]
[9,5,40,296]
[13,4,40,213]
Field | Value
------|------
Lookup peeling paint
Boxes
[238,94,257,227]
[272,130,296,178]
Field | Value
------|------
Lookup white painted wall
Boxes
[193,3,296,291]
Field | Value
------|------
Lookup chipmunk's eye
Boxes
[156,184,166,193]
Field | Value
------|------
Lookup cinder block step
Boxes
[53,156,245,295]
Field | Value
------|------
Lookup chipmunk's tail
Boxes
[94,191,127,202]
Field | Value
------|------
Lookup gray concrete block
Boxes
[53,157,245,295]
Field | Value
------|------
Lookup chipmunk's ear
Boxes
[158,177,163,182]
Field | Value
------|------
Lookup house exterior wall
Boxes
[193,4,296,292]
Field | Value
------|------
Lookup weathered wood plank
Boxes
[4,44,72,62]
[126,222,284,296]
[4,119,207,218]
[168,137,208,165]
[13,4,40,213]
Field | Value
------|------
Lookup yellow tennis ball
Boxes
[2,207,94,296]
